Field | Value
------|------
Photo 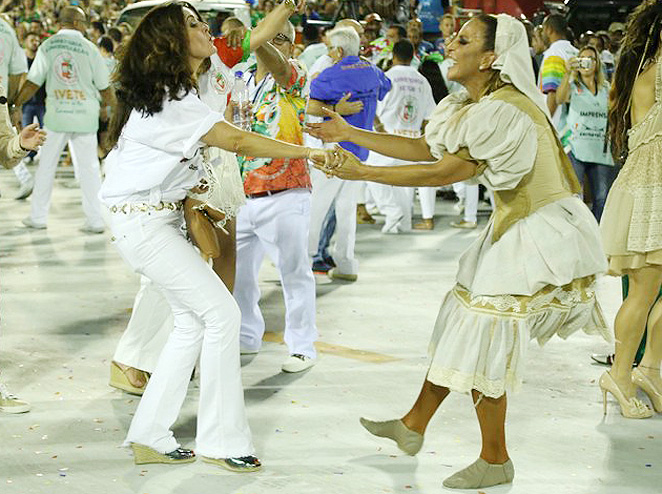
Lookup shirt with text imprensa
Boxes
[27,29,110,133]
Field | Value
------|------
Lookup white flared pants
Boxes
[109,209,254,458]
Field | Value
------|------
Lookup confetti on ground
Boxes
[646,464,652,467]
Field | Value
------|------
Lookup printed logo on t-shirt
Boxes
[399,96,418,125]
[0,45,5,65]
[213,71,228,94]
[53,53,78,85]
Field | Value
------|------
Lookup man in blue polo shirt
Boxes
[307,27,391,281]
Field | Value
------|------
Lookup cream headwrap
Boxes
[491,14,551,120]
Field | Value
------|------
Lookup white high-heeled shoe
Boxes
[599,371,653,419]
[632,367,662,413]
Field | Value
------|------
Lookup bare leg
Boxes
[639,296,662,389]
[612,266,662,397]
[211,217,237,292]
[473,390,509,464]
[401,378,450,434]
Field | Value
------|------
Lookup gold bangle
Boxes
[282,0,296,10]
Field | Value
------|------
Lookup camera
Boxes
[577,57,594,70]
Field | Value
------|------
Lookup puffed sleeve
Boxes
[425,95,538,191]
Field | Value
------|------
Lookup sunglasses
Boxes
[272,33,292,45]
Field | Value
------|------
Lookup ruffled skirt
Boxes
[427,196,609,398]
[427,277,608,398]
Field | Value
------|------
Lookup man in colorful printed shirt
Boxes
[234,21,318,374]
[306,27,391,282]
[538,13,578,133]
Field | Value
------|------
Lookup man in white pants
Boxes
[0,16,34,199]
[234,22,318,373]
[367,39,435,233]
[14,6,113,232]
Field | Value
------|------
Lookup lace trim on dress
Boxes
[427,365,521,399]
[456,276,597,317]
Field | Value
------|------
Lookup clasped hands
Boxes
[308,145,363,181]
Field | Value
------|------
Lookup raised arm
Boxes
[202,119,324,162]
[306,108,436,162]
[250,0,303,50]
[254,41,291,87]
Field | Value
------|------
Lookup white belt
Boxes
[108,201,183,214]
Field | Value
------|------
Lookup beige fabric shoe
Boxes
[413,218,434,230]
[359,417,423,455]
[443,458,515,489]
[450,220,478,229]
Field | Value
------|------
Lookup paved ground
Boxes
[0,166,659,494]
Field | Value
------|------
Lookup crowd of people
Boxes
[1,0,661,490]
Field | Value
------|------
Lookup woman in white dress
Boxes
[100,1,324,471]
[308,14,608,489]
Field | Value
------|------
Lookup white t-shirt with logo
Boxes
[27,29,110,133]
[0,17,28,97]
[371,64,436,166]
[198,53,234,113]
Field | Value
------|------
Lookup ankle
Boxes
[479,451,510,465]
[401,415,426,435]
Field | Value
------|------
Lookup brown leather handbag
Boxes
[183,197,222,261]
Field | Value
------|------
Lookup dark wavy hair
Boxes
[107,1,203,149]
[608,0,662,161]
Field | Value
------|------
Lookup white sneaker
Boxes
[0,383,30,414]
[22,217,46,229]
[80,224,105,234]
[281,354,316,373]
[14,177,34,200]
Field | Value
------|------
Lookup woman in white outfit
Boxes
[308,14,608,489]
[109,0,303,394]
[100,1,324,470]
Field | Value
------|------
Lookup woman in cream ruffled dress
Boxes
[600,0,662,419]
[308,14,608,490]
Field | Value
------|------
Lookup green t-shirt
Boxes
[28,29,110,133]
